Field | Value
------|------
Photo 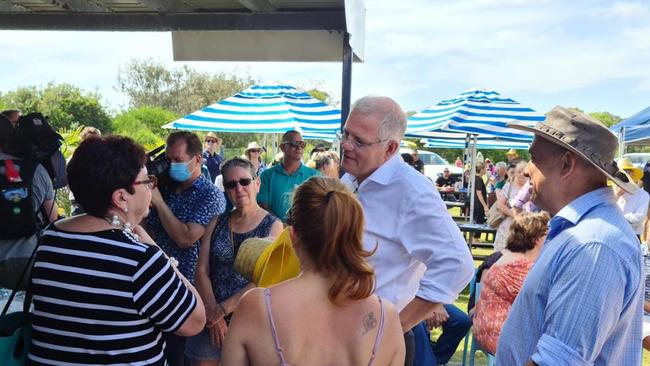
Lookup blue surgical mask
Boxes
[169,161,193,182]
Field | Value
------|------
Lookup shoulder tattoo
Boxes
[362,311,377,335]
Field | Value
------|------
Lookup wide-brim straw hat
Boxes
[205,132,222,144]
[245,141,264,154]
[234,237,274,282]
[617,157,644,182]
[508,106,637,194]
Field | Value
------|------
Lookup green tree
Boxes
[112,106,179,150]
[589,111,622,127]
[0,83,112,132]
[117,58,255,115]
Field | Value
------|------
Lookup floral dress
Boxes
[473,258,534,354]
[209,211,277,303]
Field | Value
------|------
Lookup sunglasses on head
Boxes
[283,141,306,149]
[224,177,255,190]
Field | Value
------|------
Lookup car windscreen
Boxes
[419,153,448,165]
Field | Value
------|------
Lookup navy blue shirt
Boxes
[146,176,225,282]
[203,150,223,182]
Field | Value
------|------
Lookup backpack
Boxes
[0,159,40,239]
[13,113,67,189]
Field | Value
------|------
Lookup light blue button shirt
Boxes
[496,187,644,366]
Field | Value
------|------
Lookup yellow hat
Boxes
[506,148,518,156]
[234,228,300,286]
[617,157,643,182]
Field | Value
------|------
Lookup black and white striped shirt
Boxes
[28,226,196,365]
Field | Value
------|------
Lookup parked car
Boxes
[622,153,650,169]
[399,148,463,182]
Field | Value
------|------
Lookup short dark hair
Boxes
[281,130,301,143]
[506,212,550,253]
[221,157,256,179]
[67,136,146,218]
[401,153,414,166]
[166,131,202,157]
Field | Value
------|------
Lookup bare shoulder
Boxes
[236,287,267,314]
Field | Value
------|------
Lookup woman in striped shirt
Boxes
[28,135,205,365]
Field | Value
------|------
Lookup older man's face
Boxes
[341,110,391,182]
[526,137,563,214]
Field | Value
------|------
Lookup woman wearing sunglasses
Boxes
[187,157,283,365]
[28,135,206,365]
[243,141,267,177]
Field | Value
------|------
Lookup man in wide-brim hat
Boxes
[496,106,644,366]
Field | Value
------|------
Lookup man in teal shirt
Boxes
[257,130,319,222]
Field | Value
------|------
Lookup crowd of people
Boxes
[0,101,648,366]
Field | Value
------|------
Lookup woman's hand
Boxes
[208,317,228,347]
[205,304,226,328]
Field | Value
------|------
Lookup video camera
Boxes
[146,145,178,194]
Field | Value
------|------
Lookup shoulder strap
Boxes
[0,222,50,316]
[367,296,386,366]
[264,288,289,365]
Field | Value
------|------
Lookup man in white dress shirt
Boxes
[341,96,474,365]
[615,157,650,238]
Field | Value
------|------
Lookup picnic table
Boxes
[457,223,496,260]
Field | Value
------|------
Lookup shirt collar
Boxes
[554,187,614,226]
[275,162,304,176]
[356,154,402,187]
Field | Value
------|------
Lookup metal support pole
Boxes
[618,127,626,158]
[469,135,478,225]
[341,32,353,130]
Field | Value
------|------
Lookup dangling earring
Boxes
[123,207,129,213]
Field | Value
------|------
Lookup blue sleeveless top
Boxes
[209,211,277,302]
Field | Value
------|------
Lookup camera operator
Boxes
[0,113,57,290]
[145,130,225,366]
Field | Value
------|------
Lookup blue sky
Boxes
[1,0,650,118]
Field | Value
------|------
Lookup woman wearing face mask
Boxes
[185,157,283,366]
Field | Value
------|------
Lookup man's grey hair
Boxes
[350,96,407,142]
[496,161,507,170]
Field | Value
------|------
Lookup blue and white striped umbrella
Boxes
[163,84,341,140]
[406,88,543,141]
[421,138,529,150]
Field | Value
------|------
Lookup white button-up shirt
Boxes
[343,154,474,311]
[616,187,650,235]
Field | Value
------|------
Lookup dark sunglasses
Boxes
[248,149,262,153]
[224,177,255,190]
[133,175,158,190]
[205,139,218,144]
[283,140,306,149]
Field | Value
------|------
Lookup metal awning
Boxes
[0,0,365,123]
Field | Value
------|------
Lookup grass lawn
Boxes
[442,208,650,365]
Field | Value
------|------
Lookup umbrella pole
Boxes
[469,134,477,225]
[618,127,625,158]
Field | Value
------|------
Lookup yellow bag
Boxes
[234,228,300,287]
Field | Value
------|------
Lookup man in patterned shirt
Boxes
[146,131,225,366]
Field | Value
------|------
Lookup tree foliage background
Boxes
[0,82,112,133]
